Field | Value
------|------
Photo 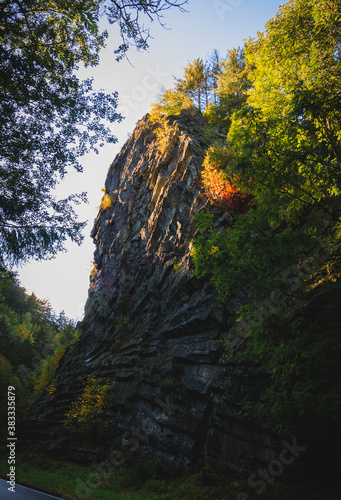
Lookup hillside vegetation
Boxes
[0,266,79,425]
[151,0,341,439]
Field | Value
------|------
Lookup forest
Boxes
[1,0,341,498]
[0,265,79,423]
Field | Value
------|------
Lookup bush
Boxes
[201,146,254,214]
[64,375,115,431]
[237,281,341,439]
[100,193,114,210]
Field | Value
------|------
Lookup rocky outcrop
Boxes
[24,110,303,477]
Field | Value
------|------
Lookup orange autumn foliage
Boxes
[202,150,254,214]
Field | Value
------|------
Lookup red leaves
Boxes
[202,150,254,214]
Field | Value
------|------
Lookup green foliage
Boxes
[237,281,341,439]
[150,88,193,118]
[0,0,188,264]
[201,48,251,134]
[149,88,194,153]
[33,344,67,398]
[0,1,119,263]
[68,328,82,353]
[192,0,341,436]
[202,102,228,131]
[0,265,79,420]
[194,0,341,297]
[175,57,210,111]
[149,50,226,125]
[216,47,252,126]
[0,450,307,500]
[0,355,20,407]
[106,1,189,61]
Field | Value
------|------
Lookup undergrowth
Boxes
[0,449,313,500]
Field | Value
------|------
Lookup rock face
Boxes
[24,110,288,473]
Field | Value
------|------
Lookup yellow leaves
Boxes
[47,382,57,399]
[63,375,115,429]
[208,246,219,256]
[150,89,193,120]
[16,323,35,343]
[15,312,36,343]
[149,88,193,154]
[149,109,174,155]
[90,263,97,279]
[100,193,114,211]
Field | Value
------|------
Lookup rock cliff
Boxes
[24,109,312,479]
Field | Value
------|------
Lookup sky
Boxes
[16,0,284,321]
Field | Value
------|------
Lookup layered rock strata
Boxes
[25,110,299,476]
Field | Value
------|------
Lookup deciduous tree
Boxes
[193,0,341,436]
[0,0,188,264]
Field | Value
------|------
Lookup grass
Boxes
[0,449,311,500]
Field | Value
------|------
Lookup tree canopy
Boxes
[0,0,188,264]
[193,0,341,437]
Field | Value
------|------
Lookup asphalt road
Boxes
[0,478,64,499]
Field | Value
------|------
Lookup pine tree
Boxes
[176,57,210,111]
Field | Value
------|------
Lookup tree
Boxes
[192,0,341,436]
[0,266,80,420]
[150,87,193,117]
[0,0,188,264]
[217,47,251,114]
[176,57,210,111]
[107,1,189,61]
[208,49,221,105]
[203,48,250,133]
[195,0,341,300]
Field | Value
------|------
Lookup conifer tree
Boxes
[176,57,210,111]
[217,47,251,115]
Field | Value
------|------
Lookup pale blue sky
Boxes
[17,0,284,320]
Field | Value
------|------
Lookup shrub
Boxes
[33,345,66,397]
[149,89,193,154]
[64,375,115,430]
[100,193,114,210]
[237,281,341,438]
[201,146,254,214]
